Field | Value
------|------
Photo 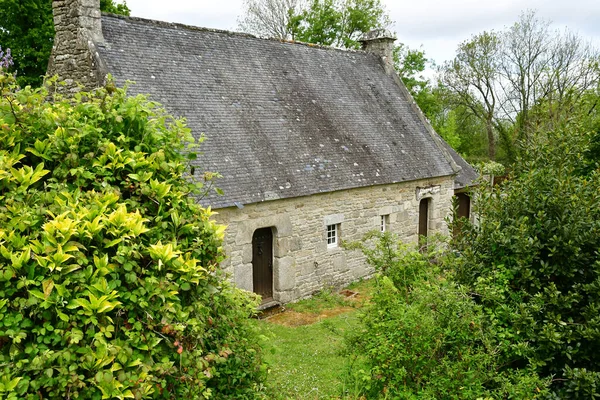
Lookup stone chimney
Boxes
[47,0,107,91]
[359,29,396,75]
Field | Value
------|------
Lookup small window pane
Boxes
[327,224,337,247]
[381,215,389,232]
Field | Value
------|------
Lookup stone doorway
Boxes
[418,198,430,238]
[252,227,274,302]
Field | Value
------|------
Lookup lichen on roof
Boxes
[96,14,458,208]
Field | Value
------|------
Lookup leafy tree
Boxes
[394,43,428,94]
[440,11,599,164]
[0,0,130,88]
[100,0,130,15]
[0,71,265,398]
[238,0,390,49]
[292,0,390,48]
[498,11,599,150]
[499,10,551,142]
[432,90,500,162]
[441,31,502,160]
[451,123,600,396]
[392,45,469,152]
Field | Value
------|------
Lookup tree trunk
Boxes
[486,117,496,160]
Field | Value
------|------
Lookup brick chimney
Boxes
[359,29,396,75]
[47,0,107,91]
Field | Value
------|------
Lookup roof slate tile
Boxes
[97,15,463,208]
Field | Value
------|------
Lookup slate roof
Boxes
[96,14,464,208]
[440,141,479,190]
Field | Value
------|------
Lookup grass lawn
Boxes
[256,280,374,399]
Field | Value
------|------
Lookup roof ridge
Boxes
[101,13,365,55]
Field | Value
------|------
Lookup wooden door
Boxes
[252,228,273,301]
[419,199,429,238]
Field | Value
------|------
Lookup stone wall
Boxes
[214,175,455,303]
[48,0,107,92]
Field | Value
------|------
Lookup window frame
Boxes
[326,223,338,248]
[380,214,390,232]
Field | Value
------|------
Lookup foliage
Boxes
[441,30,502,160]
[477,160,505,177]
[345,233,549,398]
[0,72,265,399]
[100,0,130,15]
[0,0,130,88]
[238,0,390,49]
[290,0,390,49]
[451,124,600,397]
[439,10,600,164]
[394,44,428,93]
[424,89,492,162]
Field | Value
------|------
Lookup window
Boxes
[327,224,338,248]
[380,215,390,232]
[324,214,343,248]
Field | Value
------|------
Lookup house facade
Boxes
[48,0,477,304]
[217,177,455,303]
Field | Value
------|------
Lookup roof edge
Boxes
[383,66,463,177]
[207,173,458,210]
[101,13,366,56]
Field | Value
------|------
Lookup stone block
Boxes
[290,237,302,252]
[378,205,395,215]
[274,236,303,257]
[241,245,252,264]
[300,260,317,276]
[316,241,327,253]
[276,290,294,304]
[275,256,296,291]
[234,214,293,245]
[332,254,348,272]
[234,263,253,292]
[323,213,344,226]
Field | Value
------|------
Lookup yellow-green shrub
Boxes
[0,73,265,399]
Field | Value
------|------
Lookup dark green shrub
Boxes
[451,127,600,397]
[345,234,548,399]
[0,72,265,399]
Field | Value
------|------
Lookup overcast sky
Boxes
[123,0,600,67]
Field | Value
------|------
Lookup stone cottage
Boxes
[48,0,478,305]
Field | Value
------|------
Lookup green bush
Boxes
[0,72,265,399]
[451,127,600,397]
[345,234,548,399]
